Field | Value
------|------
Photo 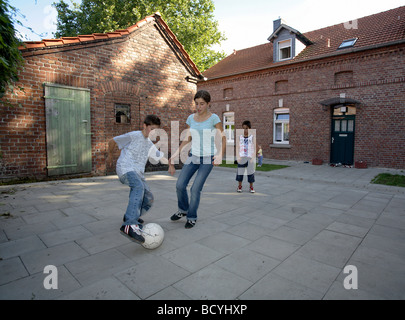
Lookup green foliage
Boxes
[0,0,24,100]
[53,0,226,71]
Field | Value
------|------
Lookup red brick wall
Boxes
[198,44,405,169]
[0,22,196,180]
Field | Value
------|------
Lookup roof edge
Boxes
[267,24,313,45]
[17,12,202,78]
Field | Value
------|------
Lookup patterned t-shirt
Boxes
[114,131,163,178]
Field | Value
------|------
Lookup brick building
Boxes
[198,6,405,169]
[1,13,202,180]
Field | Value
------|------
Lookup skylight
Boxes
[338,38,358,49]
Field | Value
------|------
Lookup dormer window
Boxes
[338,38,358,49]
[268,18,312,63]
[279,39,292,60]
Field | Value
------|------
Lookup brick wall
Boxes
[198,44,405,168]
[0,22,196,180]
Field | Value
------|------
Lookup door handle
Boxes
[332,137,334,144]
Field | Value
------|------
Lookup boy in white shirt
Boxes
[107,115,175,244]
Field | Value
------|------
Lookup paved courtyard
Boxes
[1,161,404,300]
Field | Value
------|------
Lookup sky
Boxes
[9,0,405,55]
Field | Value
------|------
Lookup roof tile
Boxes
[203,6,405,79]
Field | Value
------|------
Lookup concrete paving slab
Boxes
[0,161,404,300]
[115,255,190,299]
[272,254,341,294]
[173,264,253,300]
[20,242,89,274]
[240,273,324,300]
[58,277,141,300]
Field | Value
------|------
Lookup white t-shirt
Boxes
[114,131,163,178]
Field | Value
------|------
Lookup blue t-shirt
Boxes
[186,113,221,157]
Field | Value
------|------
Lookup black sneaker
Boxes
[170,211,187,221]
[120,225,145,244]
[185,220,196,229]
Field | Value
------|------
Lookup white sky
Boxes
[9,0,405,54]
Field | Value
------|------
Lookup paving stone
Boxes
[272,255,341,294]
[0,257,29,285]
[58,277,140,300]
[173,264,253,300]
[65,249,134,286]
[20,242,89,274]
[115,256,190,299]
[39,225,93,247]
[0,235,46,260]
[214,248,280,283]
[246,236,300,261]
[0,266,81,300]
[163,242,225,273]
[239,273,324,300]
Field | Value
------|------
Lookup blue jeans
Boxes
[176,155,214,221]
[236,157,255,183]
[119,171,153,226]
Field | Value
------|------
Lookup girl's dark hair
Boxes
[242,120,251,129]
[144,114,161,126]
[194,90,211,103]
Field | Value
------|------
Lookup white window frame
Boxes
[278,39,292,61]
[273,108,290,144]
[223,112,235,144]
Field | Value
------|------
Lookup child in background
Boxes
[236,120,256,193]
[257,145,263,167]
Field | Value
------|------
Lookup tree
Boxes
[53,0,226,72]
[0,0,24,99]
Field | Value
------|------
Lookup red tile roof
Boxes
[18,13,202,78]
[203,6,405,80]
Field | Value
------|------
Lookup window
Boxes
[278,39,292,60]
[223,112,235,144]
[338,38,358,49]
[115,104,130,123]
[274,109,290,144]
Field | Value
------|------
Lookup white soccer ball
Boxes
[141,223,164,249]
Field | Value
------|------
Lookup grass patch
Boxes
[371,173,405,187]
[219,161,288,172]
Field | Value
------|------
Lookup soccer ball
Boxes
[141,223,164,249]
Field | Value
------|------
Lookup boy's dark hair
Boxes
[144,114,161,126]
[242,120,251,129]
[194,90,211,103]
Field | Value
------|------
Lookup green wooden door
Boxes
[330,115,355,165]
[44,84,91,176]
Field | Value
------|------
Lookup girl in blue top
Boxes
[169,90,225,228]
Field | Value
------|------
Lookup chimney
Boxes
[273,17,286,31]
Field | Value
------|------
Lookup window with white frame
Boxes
[274,108,290,144]
[223,112,235,144]
[278,39,292,60]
